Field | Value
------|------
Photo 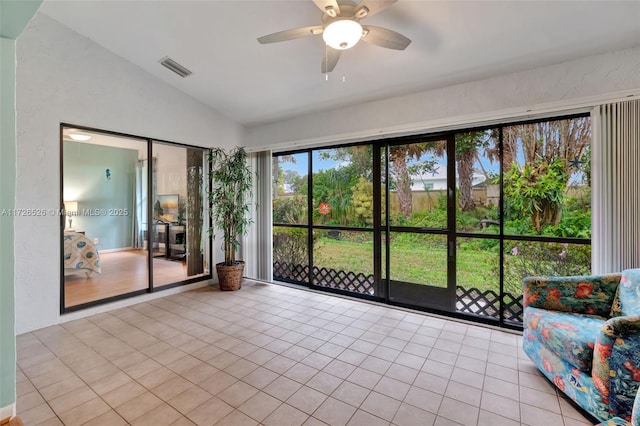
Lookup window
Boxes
[271,114,592,328]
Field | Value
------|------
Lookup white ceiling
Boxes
[40,0,640,126]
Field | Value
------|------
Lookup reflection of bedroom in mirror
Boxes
[61,125,210,311]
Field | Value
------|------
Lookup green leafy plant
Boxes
[503,158,568,232]
[208,147,253,266]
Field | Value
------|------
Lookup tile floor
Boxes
[16,280,596,426]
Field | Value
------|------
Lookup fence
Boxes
[273,261,523,323]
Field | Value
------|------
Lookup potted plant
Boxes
[208,146,253,290]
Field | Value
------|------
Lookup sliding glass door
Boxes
[387,137,455,311]
[61,125,210,312]
[272,113,593,328]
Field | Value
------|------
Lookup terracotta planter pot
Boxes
[216,261,244,291]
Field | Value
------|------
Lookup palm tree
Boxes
[455,131,490,212]
[389,142,444,218]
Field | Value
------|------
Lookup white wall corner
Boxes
[0,403,16,422]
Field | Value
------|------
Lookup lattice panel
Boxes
[274,263,523,323]
[314,267,375,295]
[502,292,524,323]
[273,262,374,295]
[273,261,309,283]
[455,286,523,323]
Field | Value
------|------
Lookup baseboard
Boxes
[98,246,136,254]
[0,403,16,424]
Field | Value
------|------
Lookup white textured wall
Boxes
[15,13,243,333]
[245,47,640,149]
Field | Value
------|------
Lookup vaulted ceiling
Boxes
[40,0,640,126]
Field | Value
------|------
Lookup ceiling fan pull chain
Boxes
[325,46,329,81]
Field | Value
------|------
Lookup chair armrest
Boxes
[523,274,621,316]
[593,316,640,421]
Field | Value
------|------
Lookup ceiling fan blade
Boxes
[354,0,397,19]
[257,26,323,44]
[361,25,411,50]
[312,0,340,17]
[321,47,342,73]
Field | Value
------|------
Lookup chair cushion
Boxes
[611,269,640,317]
[525,307,606,372]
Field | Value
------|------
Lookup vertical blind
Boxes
[592,99,640,273]
[241,151,273,281]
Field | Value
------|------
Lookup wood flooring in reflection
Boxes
[64,249,207,308]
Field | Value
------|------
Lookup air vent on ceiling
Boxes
[159,57,192,78]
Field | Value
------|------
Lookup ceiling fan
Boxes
[257,0,411,73]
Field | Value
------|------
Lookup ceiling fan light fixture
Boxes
[322,20,363,50]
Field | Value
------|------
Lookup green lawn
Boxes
[313,237,498,292]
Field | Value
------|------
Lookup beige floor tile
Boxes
[102,380,147,408]
[264,375,303,401]
[169,417,197,426]
[17,390,45,412]
[393,402,437,426]
[360,391,401,421]
[286,386,328,415]
[116,391,164,423]
[131,403,184,426]
[90,371,133,395]
[444,380,482,407]
[217,381,259,407]
[238,391,282,422]
[263,403,309,426]
[481,390,520,421]
[166,354,210,374]
[242,366,279,389]
[198,370,238,395]
[168,386,213,414]
[312,397,357,426]
[373,376,410,401]
[16,379,36,397]
[437,397,479,425]
[347,409,390,426]
[180,362,219,384]
[152,376,195,401]
[19,403,57,425]
[477,409,520,426]
[58,397,111,426]
[77,362,121,385]
[82,410,128,426]
[331,381,370,408]
[216,409,259,426]
[30,367,76,389]
[264,355,298,374]
[49,385,98,415]
[284,363,319,384]
[185,396,233,426]
[224,358,259,379]
[360,356,392,375]
[482,376,520,401]
[33,416,64,426]
[520,402,565,426]
[306,371,343,395]
[137,366,179,389]
[22,358,68,379]
[15,281,595,426]
[519,385,561,413]
[38,376,85,401]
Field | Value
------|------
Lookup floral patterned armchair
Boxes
[602,386,640,426]
[523,269,640,423]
